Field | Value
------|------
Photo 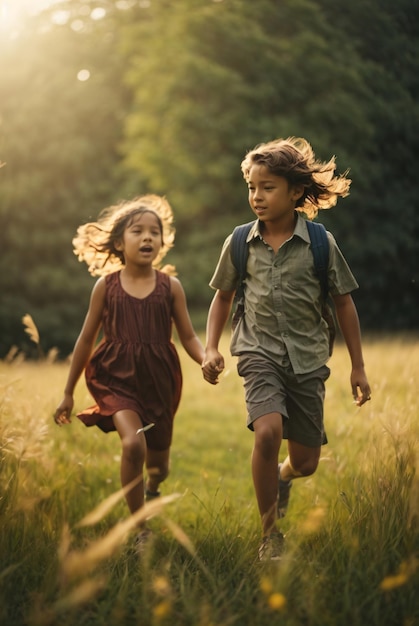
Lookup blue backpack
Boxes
[230,219,336,355]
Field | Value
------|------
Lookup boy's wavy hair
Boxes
[73,194,176,276]
[241,137,351,219]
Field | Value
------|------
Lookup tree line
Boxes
[1,0,418,358]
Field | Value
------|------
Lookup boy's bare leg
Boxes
[252,412,283,535]
[281,440,321,481]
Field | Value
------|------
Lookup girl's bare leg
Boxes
[252,412,283,536]
[113,409,146,520]
[145,448,170,494]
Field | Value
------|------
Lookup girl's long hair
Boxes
[73,195,176,276]
[241,137,351,219]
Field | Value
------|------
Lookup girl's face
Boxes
[116,211,163,266]
[247,164,303,224]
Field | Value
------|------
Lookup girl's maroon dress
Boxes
[77,270,182,450]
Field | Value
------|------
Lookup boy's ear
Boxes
[292,184,304,201]
[114,239,123,251]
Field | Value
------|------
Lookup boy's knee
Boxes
[292,458,318,477]
[254,423,281,458]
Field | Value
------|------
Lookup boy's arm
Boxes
[203,289,235,384]
[332,292,371,406]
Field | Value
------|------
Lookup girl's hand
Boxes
[54,394,74,426]
[202,351,224,385]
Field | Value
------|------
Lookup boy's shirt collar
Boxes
[246,212,311,244]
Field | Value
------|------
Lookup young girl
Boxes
[203,137,371,560]
[54,194,205,548]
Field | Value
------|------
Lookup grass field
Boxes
[0,335,418,626]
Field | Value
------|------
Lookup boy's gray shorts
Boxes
[237,353,330,447]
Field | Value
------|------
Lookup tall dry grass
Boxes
[0,334,418,626]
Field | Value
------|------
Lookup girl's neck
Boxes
[121,263,155,280]
[119,266,157,300]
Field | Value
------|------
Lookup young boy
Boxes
[202,137,371,560]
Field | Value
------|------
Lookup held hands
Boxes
[54,393,73,426]
[202,349,225,385]
[351,367,372,407]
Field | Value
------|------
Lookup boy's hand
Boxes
[351,368,371,406]
[202,350,225,385]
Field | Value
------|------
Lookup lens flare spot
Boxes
[77,69,91,82]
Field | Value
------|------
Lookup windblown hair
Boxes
[241,137,351,219]
[73,194,176,276]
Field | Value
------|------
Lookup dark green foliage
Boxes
[1,0,418,357]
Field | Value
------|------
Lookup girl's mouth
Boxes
[140,246,153,253]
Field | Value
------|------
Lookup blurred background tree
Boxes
[1,0,418,357]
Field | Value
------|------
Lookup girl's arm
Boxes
[332,292,371,406]
[170,276,205,366]
[203,288,236,384]
[54,278,106,425]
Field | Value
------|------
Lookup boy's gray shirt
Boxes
[209,213,359,374]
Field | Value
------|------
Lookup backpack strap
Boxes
[306,220,335,355]
[230,220,255,301]
[230,221,255,329]
[306,220,329,300]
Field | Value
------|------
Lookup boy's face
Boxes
[247,164,303,225]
